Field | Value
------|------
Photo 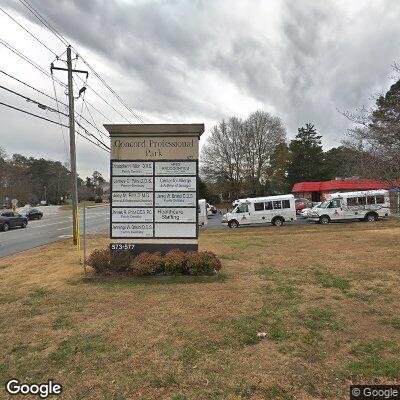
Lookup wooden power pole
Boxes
[51,45,88,245]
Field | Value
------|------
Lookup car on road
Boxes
[0,211,28,231]
[19,208,43,220]
[206,203,217,215]
[300,202,322,218]
[295,198,313,215]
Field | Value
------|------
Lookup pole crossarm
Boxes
[50,63,89,79]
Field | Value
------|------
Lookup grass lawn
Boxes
[1,219,400,399]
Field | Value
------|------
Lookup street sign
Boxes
[106,124,204,255]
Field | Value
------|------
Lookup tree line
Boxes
[201,73,400,202]
[200,112,363,201]
[0,149,107,207]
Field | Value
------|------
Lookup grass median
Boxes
[0,219,400,399]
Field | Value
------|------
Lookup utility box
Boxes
[105,123,204,255]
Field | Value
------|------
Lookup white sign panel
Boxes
[112,176,153,191]
[155,176,196,191]
[154,192,196,207]
[112,161,153,176]
[155,161,196,176]
[112,192,153,207]
[112,223,153,238]
[112,208,153,223]
[155,223,196,238]
[155,207,196,223]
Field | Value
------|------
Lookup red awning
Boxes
[292,180,388,193]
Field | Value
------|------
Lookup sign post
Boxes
[105,124,204,255]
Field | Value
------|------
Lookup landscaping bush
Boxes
[110,250,132,272]
[185,251,222,276]
[163,249,186,275]
[87,248,110,274]
[87,248,222,277]
[130,252,163,276]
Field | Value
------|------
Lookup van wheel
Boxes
[228,220,239,229]
[319,215,330,224]
[272,217,284,227]
[365,212,378,222]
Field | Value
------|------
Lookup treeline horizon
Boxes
[0,148,107,207]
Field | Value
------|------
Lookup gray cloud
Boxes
[1,0,400,176]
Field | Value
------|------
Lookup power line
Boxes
[0,100,68,127]
[73,74,108,140]
[82,98,109,141]
[51,73,69,159]
[75,73,132,123]
[0,100,109,152]
[0,84,110,151]
[0,68,68,108]
[74,54,144,123]
[75,120,110,151]
[84,99,112,123]
[0,37,66,88]
[0,5,57,57]
[75,128,109,153]
[18,0,69,46]
[0,84,68,117]
[18,0,144,123]
[0,69,109,135]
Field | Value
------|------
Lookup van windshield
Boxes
[317,200,330,209]
[235,204,249,213]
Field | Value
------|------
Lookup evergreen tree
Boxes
[287,123,328,186]
[266,142,290,194]
[324,146,363,179]
[198,177,210,200]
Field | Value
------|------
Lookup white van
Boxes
[223,194,296,228]
[308,190,391,224]
[198,199,208,226]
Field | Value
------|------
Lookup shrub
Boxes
[110,250,132,272]
[130,252,163,276]
[94,196,103,203]
[185,251,222,276]
[163,249,186,275]
[87,248,110,274]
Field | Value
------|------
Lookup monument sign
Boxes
[105,124,204,255]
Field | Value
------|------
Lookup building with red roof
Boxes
[292,179,390,202]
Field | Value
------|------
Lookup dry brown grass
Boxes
[1,219,400,399]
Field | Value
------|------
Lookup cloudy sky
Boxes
[0,0,399,179]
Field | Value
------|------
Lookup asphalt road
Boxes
[0,206,309,258]
[0,205,109,258]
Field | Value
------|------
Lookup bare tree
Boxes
[243,111,286,195]
[342,72,400,184]
[201,119,245,200]
[0,146,6,160]
[201,111,287,200]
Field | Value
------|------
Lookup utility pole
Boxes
[51,45,88,245]
[67,46,78,245]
